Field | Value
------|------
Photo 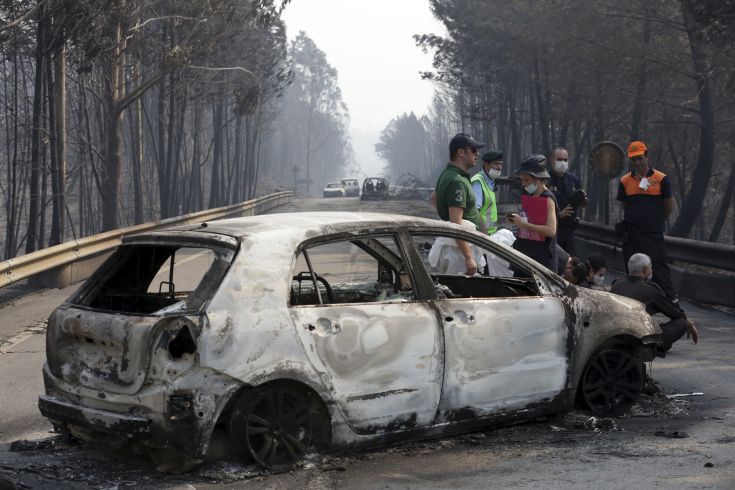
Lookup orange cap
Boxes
[627,140,647,158]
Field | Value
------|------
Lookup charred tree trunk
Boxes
[630,14,651,140]
[26,4,46,254]
[209,100,223,208]
[49,44,66,245]
[100,23,124,231]
[131,62,144,224]
[708,160,735,242]
[231,115,243,203]
[670,0,716,238]
[46,49,60,245]
[156,77,167,217]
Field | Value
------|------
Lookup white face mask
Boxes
[554,160,569,173]
[487,168,502,179]
[524,182,538,194]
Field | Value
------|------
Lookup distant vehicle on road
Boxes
[341,178,360,197]
[323,182,345,198]
[38,213,662,471]
[361,177,389,200]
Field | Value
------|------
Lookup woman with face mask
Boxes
[506,154,558,270]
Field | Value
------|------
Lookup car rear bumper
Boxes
[39,363,242,458]
[39,394,152,435]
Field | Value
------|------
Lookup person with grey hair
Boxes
[611,253,698,354]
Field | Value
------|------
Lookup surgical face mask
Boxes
[524,182,538,194]
[487,168,502,179]
[554,160,569,173]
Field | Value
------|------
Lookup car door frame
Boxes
[397,225,573,422]
[287,228,446,435]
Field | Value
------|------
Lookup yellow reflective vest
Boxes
[470,172,498,235]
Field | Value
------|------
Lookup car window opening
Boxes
[291,236,415,306]
[75,245,228,315]
[411,234,540,299]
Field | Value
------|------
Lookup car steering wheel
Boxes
[292,272,335,304]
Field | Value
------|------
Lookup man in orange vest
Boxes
[616,140,676,299]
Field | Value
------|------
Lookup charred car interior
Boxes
[73,240,234,315]
[291,235,414,306]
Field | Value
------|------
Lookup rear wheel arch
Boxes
[225,379,333,469]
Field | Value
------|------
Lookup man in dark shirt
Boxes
[611,253,698,353]
[549,147,582,254]
[617,140,676,299]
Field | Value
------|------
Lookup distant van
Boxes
[341,178,360,197]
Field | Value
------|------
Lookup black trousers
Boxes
[623,231,675,298]
[659,318,689,352]
[556,221,577,255]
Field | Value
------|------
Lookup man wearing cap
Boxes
[507,154,558,270]
[548,147,582,254]
[471,150,503,235]
[432,133,484,275]
[617,140,676,299]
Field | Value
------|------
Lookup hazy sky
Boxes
[282,0,445,176]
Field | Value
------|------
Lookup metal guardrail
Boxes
[576,221,735,272]
[0,191,293,288]
[575,220,735,307]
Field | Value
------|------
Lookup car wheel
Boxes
[229,386,321,469]
[581,349,643,417]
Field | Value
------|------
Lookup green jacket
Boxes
[470,172,498,234]
[435,164,480,229]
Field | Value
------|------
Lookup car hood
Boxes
[568,284,661,340]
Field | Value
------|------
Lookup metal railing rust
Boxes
[0,191,292,289]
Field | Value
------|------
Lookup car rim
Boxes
[581,349,643,417]
[244,388,313,469]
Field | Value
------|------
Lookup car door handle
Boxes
[307,321,342,335]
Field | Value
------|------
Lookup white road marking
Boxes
[0,320,47,354]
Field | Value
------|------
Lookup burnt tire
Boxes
[581,349,643,417]
[229,385,326,470]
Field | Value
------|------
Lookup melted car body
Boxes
[39,213,661,469]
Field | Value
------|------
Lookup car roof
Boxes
[163,212,448,240]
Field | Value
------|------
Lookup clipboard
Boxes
[519,195,547,241]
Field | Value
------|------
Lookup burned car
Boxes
[360,177,389,200]
[39,213,661,470]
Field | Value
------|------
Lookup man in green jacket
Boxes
[471,150,503,235]
[432,133,484,275]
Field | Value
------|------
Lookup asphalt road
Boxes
[0,197,733,489]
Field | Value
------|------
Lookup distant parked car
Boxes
[38,212,662,471]
[361,177,389,200]
[341,178,360,197]
[323,182,345,198]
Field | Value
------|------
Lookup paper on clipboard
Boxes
[519,195,547,242]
